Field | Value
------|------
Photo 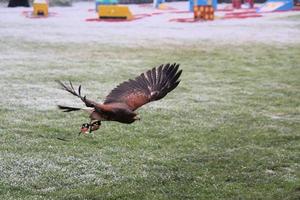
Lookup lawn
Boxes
[0,38,299,199]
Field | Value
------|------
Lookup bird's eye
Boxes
[82,123,89,128]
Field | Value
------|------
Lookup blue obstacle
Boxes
[189,0,218,11]
[95,0,118,11]
[257,0,294,12]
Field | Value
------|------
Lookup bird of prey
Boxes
[57,63,182,134]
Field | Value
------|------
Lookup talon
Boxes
[90,120,101,132]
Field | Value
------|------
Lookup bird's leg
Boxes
[89,119,93,133]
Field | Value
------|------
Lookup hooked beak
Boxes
[134,116,141,121]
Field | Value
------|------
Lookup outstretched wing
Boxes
[104,63,182,111]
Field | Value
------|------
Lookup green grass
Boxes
[280,14,300,20]
[0,38,299,199]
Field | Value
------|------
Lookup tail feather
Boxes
[56,80,97,108]
[57,105,81,112]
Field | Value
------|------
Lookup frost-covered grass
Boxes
[284,14,300,20]
[0,38,299,199]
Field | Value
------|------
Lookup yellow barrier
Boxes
[98,5,133,20]
[158,3,168,10]
[33,1,48,16]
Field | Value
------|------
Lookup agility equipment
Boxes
[189,0,217,11]
[257,0,294,12]
[244,0,254,8]
[98,5,133,20]
[158,3,168,10]
[223,11,262,19]
[8,0,29,7]
[232,0,242,9]
[194,5,214,20]
[33,0,48,16]
[95,0,118,11]
[153,0,165,8]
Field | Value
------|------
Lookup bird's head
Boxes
[80,123,90,134]
[133,116,141,121]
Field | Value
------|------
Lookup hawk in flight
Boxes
[57,63,182,134]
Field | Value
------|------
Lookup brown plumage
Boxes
[57,63,182,133]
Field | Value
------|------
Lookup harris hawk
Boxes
[57,63,182,134]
